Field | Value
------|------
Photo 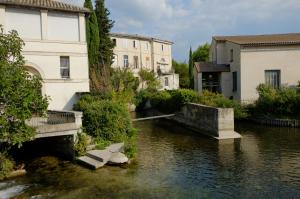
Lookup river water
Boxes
[1,120,300,199]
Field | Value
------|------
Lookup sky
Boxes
[61,0,300,61]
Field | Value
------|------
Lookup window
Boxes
[265,70,280,89]
[60,56,70,78]
[232,72,237,92]
[162,44,164,51]
[123,55,129,68]
[230,49,234,62]
[112,55,118,65]
[146,57,150,68]
[133,56,139,69]
[133,40,136,48]
[165,77,169,87]
[145,42,149,51]
[112,39,117,46]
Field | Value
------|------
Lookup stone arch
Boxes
[24,62,46,96]
[24,61,45,79]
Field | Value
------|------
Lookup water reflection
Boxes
[1,120,300,199]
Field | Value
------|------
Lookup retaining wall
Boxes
[173,103,241,140]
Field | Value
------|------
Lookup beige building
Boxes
[0,0,90,110]
[194,33,300,102]
[111,33,179,90]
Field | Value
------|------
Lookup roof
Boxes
[0,0,90,13]
[213,33,300,47]
[110,33,173,45]
[194,62,230,73]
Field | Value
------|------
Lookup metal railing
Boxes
[27,111,76,127]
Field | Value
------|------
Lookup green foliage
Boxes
[255,84,300,118]
[172,60,190,88]
[198,90,248,119]
[138,69,161,91]
[0,152,14,180]
[74,132,89,156]
[0,28,48,148]
[75,96,137,157]
[192,43,210,62]
[136,89,248,119]
[84,0,100,66]
[189,47,194,89]
[95,0,115,66]
[111,68,139,103]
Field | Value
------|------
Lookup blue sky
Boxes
[63,0,300,61]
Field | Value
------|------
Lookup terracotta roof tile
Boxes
[213,33,300,47]
[0,0,90,13]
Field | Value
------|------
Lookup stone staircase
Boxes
[77,143,129,169]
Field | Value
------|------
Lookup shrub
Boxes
[150,91,173,112]
[74,132,89,157]
[0,152,14,180]
[169,89,200,110]
[255,84,300,118]
[75,96,137,157]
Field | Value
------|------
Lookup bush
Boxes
[0,152,14,180]
[75,96,137,157]
[198,90,248,119]
[255,84,300,118]
[74,132,89,157]
[170,89,200,110]
[150,91,173,112]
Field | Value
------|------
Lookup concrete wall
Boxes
[173,103,241,139]
[0,5,89,110]
[240,46,300,102]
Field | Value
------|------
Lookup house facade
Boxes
[0,0,90,110]
[194,33,300,103]
[111,33,179,90]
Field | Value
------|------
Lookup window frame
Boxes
[60,56,70,79]
[265,70,281,89]
[133,56,139,69]
[232,71,237,92]
[123,55,129,68]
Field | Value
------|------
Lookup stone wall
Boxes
[172,103,241,140]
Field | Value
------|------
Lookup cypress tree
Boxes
[84,0,100,66]
[95,0,115,66]
[189,47,194,89]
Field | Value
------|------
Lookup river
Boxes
[1,120,300,199]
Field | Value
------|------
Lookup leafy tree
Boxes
[95,0,115,66]
[0,28,48,148]
[193,43,210,62]
[111,68,139,93]
[139,69,161,91]
[189,47,194,89]
[172,60,190,88]
[84,0,100,66]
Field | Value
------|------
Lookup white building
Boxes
[0,0,90,110]
[194,33,300,103]
[110,33,179,90]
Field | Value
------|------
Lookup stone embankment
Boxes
[77,143,128,169]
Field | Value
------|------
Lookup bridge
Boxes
[132,114,175,122]
[27,110,82,139]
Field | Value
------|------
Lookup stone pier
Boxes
[172,103,241,140]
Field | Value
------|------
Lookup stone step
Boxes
[77,156,105,169]
[86,150,112,163]
[107,143,124,153]
[108,152,129,165]
[86,144,97,151]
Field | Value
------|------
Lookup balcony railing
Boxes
[26,110,82,136]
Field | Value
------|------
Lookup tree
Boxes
[0,28,48,148]
[172,60,190,88]
[139,69,161,91]
[95,0,115,66]
[192,43,210,62]
[84,0,100,66]
[189,47,194,89]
